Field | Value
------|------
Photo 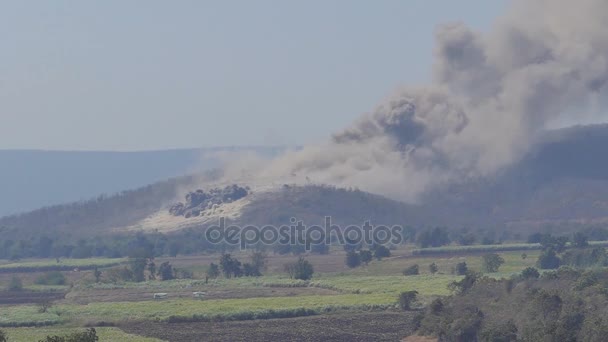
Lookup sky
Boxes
[0,1,508,151]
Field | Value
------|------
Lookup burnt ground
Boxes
[120,311,418,342]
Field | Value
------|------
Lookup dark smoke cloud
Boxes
[237,0,608,201]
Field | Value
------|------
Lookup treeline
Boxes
[0,229,341,260]
[413,226,608,249]
[416,266,608,341]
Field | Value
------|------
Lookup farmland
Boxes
[0,246,565,340]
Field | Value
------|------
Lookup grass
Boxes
[0,249,548,327]
[2,327,165,342]
[411,240,608,256]
[310,274,457,296]
[0,258,125,272]
[1,293,396,325]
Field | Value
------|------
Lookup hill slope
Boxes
[0,147,283,217]
[3,124,608,240]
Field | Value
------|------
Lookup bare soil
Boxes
[120,311,418,342]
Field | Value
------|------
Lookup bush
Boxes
[157,262,174,281]
[35,271,66,286]
[284,257,314,280]
[429,262,438,274]
[481,253,504,273]
[455,262,468,275]
[398,291,419,310]
[537,249,561,269]
[403,264,419,276]
[372,245,391,260]
[480,320,518,342]
[37,299,53,313]
[359,250,373,265]
[206,263,220,279]
[345,251,361,268]
[8,276,23,291]
[39,327,98,342]
[521,267,540,279]
[0,329,7,342]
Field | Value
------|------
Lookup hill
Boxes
[3,124,608,241]
[0,147,283,217]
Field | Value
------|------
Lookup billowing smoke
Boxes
[234,0,608,202]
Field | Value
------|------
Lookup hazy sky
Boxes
[0,1,507,151]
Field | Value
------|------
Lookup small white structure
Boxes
[193,291,206,298]
[153,293,168,299]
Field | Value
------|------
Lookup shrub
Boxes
[157,262,174,281]
[372,245,391,260]
[35,271,66,286]
[455,262,468,275]
[398,291,419,310]
[521,267,540,279]
[481,253,504,273]
[359,250,373,265]
[480,320,518,342]
[207,263,220,279]
[284,257,314,280]
[537,249,561,269]
[0,329,7,342]
[37,299,53,313]
[571,232,589,248]
[39,327,98,342]
[429,262,438,274]
[345,251,361,268]
[403,264,419,276]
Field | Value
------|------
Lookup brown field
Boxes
[120,311,418,342]
[0,291,66,305]
[64,286,338,304]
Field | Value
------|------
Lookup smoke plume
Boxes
[240,0,608,201]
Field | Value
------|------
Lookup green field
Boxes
[2,327,164,342]
[0,258,125,272]
[0,248,551,335]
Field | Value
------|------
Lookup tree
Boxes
[480,321,518,342]
[37,299,53,313]
[403,264,419,276]
[481,253,505,273]
[147,261,156,280]
[372,245,391,260]
[219,254,242,278]
[398,291,419,310]
[429,262,438,274]
[129,257,148,282]
[537,248,561,269]
[284,257,314,280]
[359,250,373,265]
[345,251,361,268]
[449,272,479,294]
[207,263,220,279]
[572,232,589,248]
[157,262,174,281]
[39,328,98,342]
[455,262,468,276]
[521,267,540,279]
[93,266,102,283]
